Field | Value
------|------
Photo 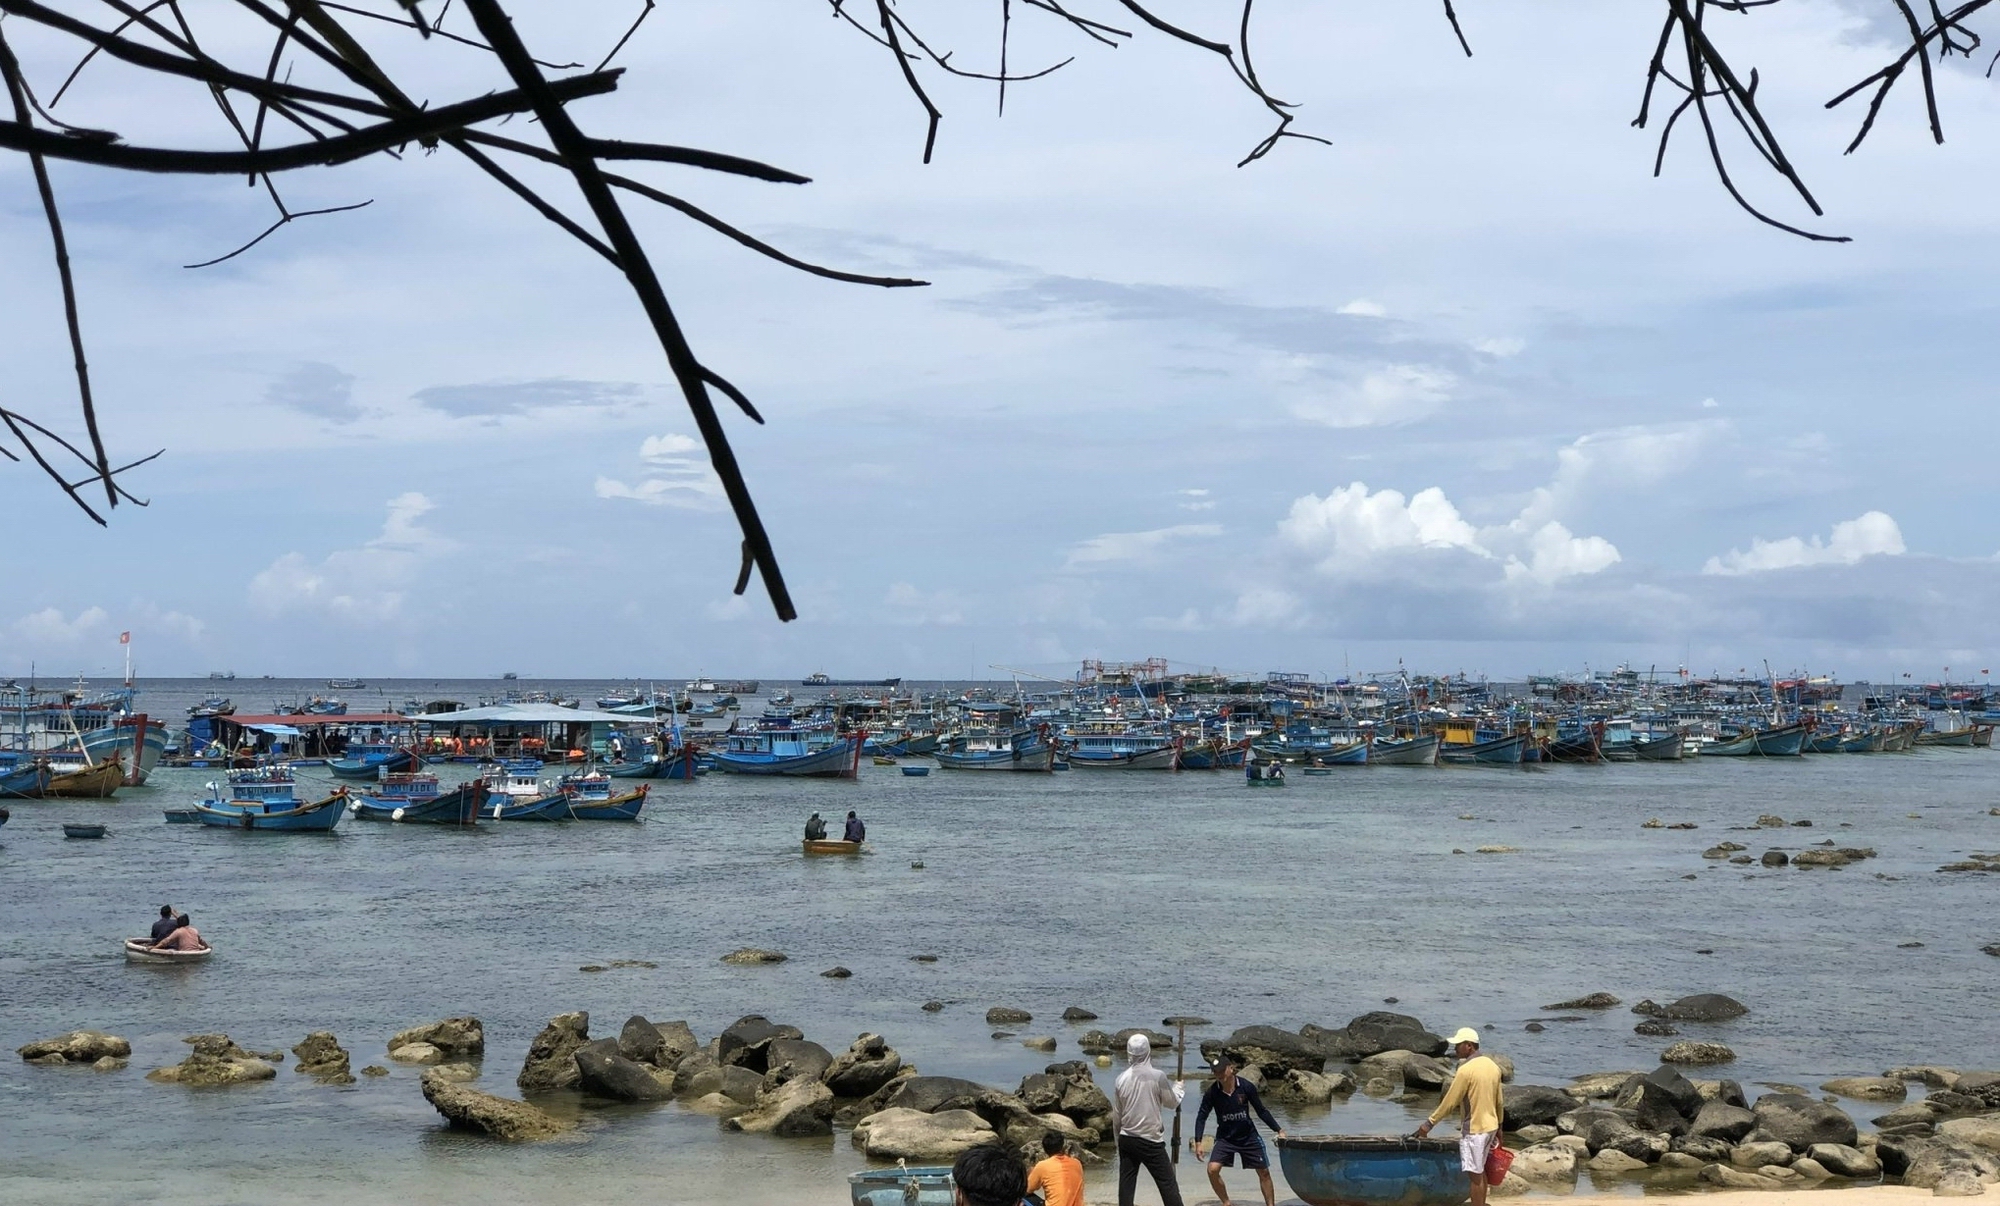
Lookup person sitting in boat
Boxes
[1267,762,1284,781]
[149,914,207,953]
[843,810,865,843]
[149,905,180,943]
[804,812,827,841]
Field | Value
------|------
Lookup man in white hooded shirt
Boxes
[1110,1033,1186,1206]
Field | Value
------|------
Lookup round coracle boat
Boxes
[1277,1135,1467,1206]
[847,1165,953,1206]
[124,938,212,964]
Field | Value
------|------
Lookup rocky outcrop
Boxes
[421,1068,572,1141]
[1504,1085,1579,1128]
[1015,1062,1112,1137]
[1807,1143,1883,1177]
[1662,1042,1735,1066]
[1268,1068,1352,1104]
[1567,1071,1640,1100]
[681,1061,764,1104]
[388,1017,484,1062]
[1822,1076,1907,1102]
[823,1034,904,1098]
[1940,1117,2000,1152]
[1634,994,1748,1022]
[1342,1012,1447,1058]
[1698,1163,1786,1190]
[763,1038,833,1084]
[293,1031,354,1083]
[885,1075,989,1114]
[518,1012,591,1093]
[720,948,787,965]
[853,1107,998,1160]
[1509,1143,1579,1183]
[18,1030,130,1065]
[1691,1101,1759,1142]
[724,1068,835,1137]
[1731,1141,1794,1169]
[1062,1007,1098,1022]
[1542,993,1620,1011]
[1202,1025,1326,1076]
[718,1016,805,1072]
[1753,1093,1858,1150]
[146,1036,277,1087]
[986,1007,1032,1025]
[574,1038,675,1102]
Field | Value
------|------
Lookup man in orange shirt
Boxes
[1028,1131,1084,1206]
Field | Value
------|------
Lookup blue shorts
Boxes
[1209,1139,1268,1170]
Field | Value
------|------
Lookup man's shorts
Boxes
[1459,1131,1499,1175]
[1209,1139,1269,1170]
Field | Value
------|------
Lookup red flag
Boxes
[119,631,130,645]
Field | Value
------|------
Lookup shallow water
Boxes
[4,680,1999,1204]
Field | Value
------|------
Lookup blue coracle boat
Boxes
[1277,1136,1467,1206]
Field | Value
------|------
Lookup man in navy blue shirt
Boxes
[149,905,180,943]
[1192,1055,1286,1206]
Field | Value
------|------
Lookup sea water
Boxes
[3,679,1998,1204]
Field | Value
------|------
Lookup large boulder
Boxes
[146,1037,278,1087]
[1940,1117,2000,1153]
[764,1038,833,1083]
[1807,1143,1883,1177]
[1822,1076,1907,1102]
[1905,1141,2000,1190]
[1567,1072,1640,1100]
[853,1107,999,1160]
[18,1031,131,1064]
[1662,1042,1735,1066]
[724,1069,835,1137]
[682,1062,764,1103]
[1698,1163,1786,1190]
[1343,1012,1446,1058]
[292,1032,354,1083]
[573,1038,674,1102]
[1691,1101,1758,1143]
[1655,994,1748,1022]
[1752,1094,1858,1150]
[1731,1140,1795,1169]
[421,1068,572,1141]
[1017,1063,1112,1128]
[885,1076,989,1114]
[615,1016,669,1066]
[1671,1135,1735,1163]
[1269,1068,1351,1104]
[823,1034,904,1098]
[718,1016,805,1073]
[517,1012,590,1093]
[1509,1143,1579,1183]
[1505,1085,1580,1129]
[1401,1055,1451,1092]
[1207,1026,1325,1076]
[1579,1113,1667,1162]
[389,1017,484,1061]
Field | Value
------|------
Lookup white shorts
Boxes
[1460,1131,1499,1175]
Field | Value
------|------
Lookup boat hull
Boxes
[1277,1136,1467,1206]
[1369,734,1440,766]
[1312,741,1369,767]
[804,839,862,856]
[1633,732,1686,761]
[1706,721,1809,757]
[490,792,574,821]
[1065,745,1179,770]
[567,787,647,821]
[44,755,125,798]
[328,750,418,779]
[351,782,488,824]
[1439,733,1525,766]
[713,735,864,778]
[1915,728,1977,748]
[0,762,51,799]
[194,790,349,831]
[934,743,1057,771]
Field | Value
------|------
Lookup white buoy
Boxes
[391,807,406,821]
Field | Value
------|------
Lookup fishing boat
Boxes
[1632,730,1686,761]
[1438,731,1526,766]
[1369,733,1440,766]
[326,678,366,690]
[350,776,488,824]
[934,728,1057,772]
[606,748,696,780]
[194,788,350,831]
[1915,727,1978,748]
[1063,723,1179,770]
[489,792,573,821]
[872,755,898,766]
[0,760,50,799]
[479,759,571,820]
[1177,737,1250,769]
[803,839,862,855]
[867,731,941,757]
[1545,722,1605,763]
[162,807,200,824]
[1276,1135,1467,1206]
[327,743,419,779]
[712,716,865,778]
[558,772,647,821]
[1704,719,1809,757]
[187,695,235,719]
[802,673,902,687]
[62,822,107,839]
[124,937,211,963]
[849,1165,953,1206]
[44,754,124,798]
[1312,740,1369,767]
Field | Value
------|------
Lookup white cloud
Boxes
[1337,299,1387,317]
[883,581,965,626]
[1178,487,1216,512]
[1066,523,1223,566]
[1701,397,1721,409]
[1503,521,1623,584]
[1703,511,1906,575]
[597,433,724,510]
[249,493,448,622]
[1291,364,1455,428]
[1473,337,1524,357]
[10,606,110,647]
[1280,482,1483,566]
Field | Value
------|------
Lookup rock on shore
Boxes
[574,1038,675,1102]
[293,1032,354,1083]
[723,1067,835,1137]
[18,1031,130,1065]
[388,1017,484,1062]
[852,1108,997,1160]
[518,1012,591,1092]
[421,1068,572,1141]
[823,1033,904,1098]
[1663,1042,1736,1066]
[146,1035,277,1087]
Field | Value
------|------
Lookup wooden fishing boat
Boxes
[1633,731,1686,761]
[872,755,898,766]
[1438,732,1526,766]
[62,822,107,838]
[350,780,488,824]
[1370,733,1440,766]
[1276,1135,1467,1206]
[1546,723,1605,763]
[1915,727,1978,748]
[124,937,211,964]
[327,744,419,779]
[1974,725,1994,748]
[803,839,862,855]
[1312,740,1369,766]
[195,789,349,831]
[489,792,573,821]
[44,754,124,798]
[560,774,647,821]
[1176,738,1249,770]
[934,729,1056,771]
[1705,720,1809,757]
[714,729,865,778]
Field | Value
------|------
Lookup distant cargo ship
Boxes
[802,673,902,687]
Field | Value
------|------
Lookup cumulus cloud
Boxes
[1290,364,1455,428]
[266,362,360,423]
[1067,524,1223,566]
[1703,511,1906,575]
[596,432,724,510]
[10,606,110,647]
[1279,482,1483,566]
[1504,521,1623,584]
[249,493,449,622]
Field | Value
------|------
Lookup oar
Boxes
[1162,1015,1205,1164]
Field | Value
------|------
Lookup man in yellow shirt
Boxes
[1414,1028,1504,1206]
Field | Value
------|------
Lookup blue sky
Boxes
[2,3,1998,682]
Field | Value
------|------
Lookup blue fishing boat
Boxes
[1063,723,1179,770]
[1705,720,1808,757]
[0,760,50,799]
[606,748,696,780]
[1370,733,1440,766]
[1312,740,1370,766]
[328,743,418,779]
[489,791,573,821]
[194,788,349,830]
[866,731,941,757]
[1177,738,1250,770]
[558,771,648,821]
[1437,731,1526,766]
[712,713,864,778]
[350,776,487,824]
[934,728,1056,772]
[162,807,199,824]
[479,759,570,819]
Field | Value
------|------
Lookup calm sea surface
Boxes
[3,679,1997,1205]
